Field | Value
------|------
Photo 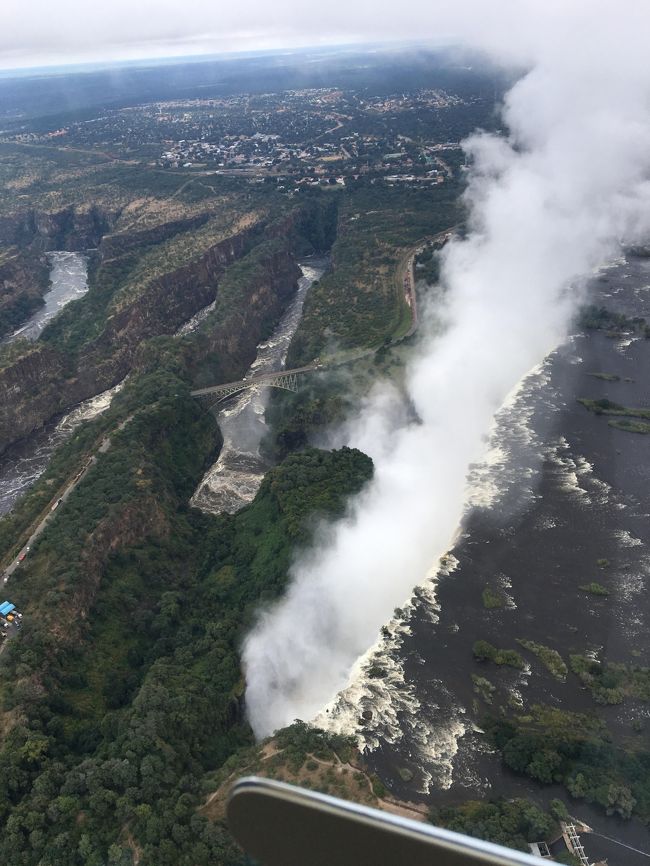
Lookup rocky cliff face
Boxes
[0,226,301,455]
[99,213,211,260]
[0,344,69,450]
[187,243,302,384]
[0,250,49,338]
[0,204,120,252]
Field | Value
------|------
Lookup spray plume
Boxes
[243,0,650,738]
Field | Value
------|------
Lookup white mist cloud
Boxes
[243,0,650,738]
[2,0,648,74]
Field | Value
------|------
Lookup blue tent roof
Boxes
[0,601,14,615]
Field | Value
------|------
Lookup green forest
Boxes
[0,361,373,864]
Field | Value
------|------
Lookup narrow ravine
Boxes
[0,382,124,517]
[0,256,324,520]
[192,259,326,514]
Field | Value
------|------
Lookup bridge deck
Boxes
[190,365,318,397]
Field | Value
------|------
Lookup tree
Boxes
[606,784,636,819]
[550,799,569,821]
[567,772,588,799]
[527,750,562,784]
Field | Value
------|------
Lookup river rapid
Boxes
[314,255,650,863]
[3,251,90,345]
[192,259,326,514]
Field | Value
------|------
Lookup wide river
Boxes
[317,254,650,864]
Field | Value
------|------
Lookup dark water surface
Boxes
[322,255,650,863]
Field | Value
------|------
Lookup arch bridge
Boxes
[190,365,318,404]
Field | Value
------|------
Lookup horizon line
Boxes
[0,38,459,79]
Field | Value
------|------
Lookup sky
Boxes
[0,0,573,71]
[2,1,424,71]
[3,0,646,74]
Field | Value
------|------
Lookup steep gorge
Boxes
[0,216,302,454]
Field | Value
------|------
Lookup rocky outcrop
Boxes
[0,344,70,449]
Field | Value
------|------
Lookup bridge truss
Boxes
[192,371,301,405]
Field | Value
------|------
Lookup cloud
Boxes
[2,0,649,71]
[0,0,599,69]
[242,0,650,737]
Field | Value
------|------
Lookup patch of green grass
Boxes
[608,419,650,434]
[516,640,568,681]
[579,582,610,596]
[482,584,507,609]
[587,372,620,381]
[473,640,525,669]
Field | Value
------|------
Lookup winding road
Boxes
[394,226,459,339]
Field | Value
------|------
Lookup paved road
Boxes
[394,226,459,339]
